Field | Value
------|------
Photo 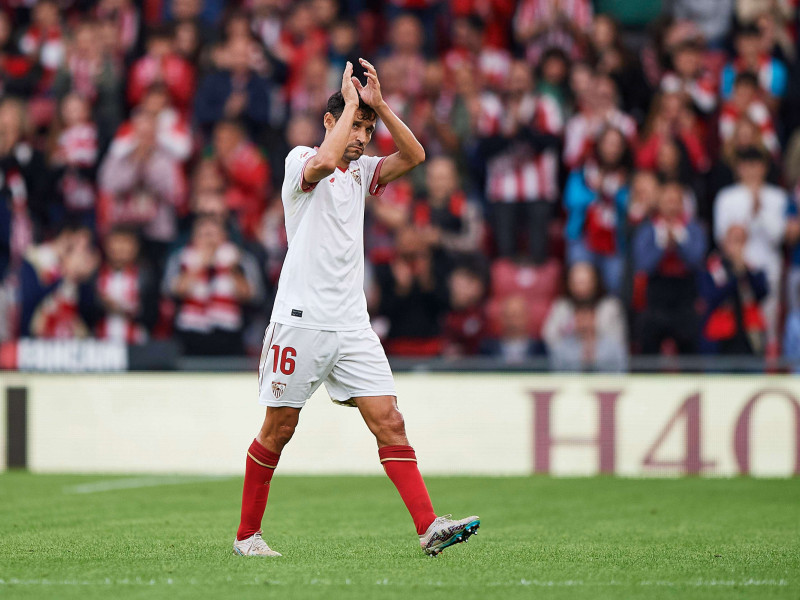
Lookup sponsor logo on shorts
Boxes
[272,382,287,399]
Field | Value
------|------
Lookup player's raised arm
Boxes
[354,58,426,183]
[303,62,361,183]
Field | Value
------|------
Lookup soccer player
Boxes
[233,59,479,557]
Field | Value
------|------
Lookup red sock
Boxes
[379,445,436,535]
[236,439,280,541]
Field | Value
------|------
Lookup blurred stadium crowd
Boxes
[2,0,800,369]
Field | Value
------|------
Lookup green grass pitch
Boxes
[0,473,797,600]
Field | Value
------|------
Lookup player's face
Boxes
[343,112,376,161]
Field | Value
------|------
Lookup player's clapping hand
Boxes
[353,58,384,108]
[342,61,360,107]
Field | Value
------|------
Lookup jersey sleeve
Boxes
[358,154,388,197]
[284,146,318,196]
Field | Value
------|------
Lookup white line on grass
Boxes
[0,578,790,587]
[62,475,235,494]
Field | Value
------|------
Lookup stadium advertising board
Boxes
[1,374,797,477]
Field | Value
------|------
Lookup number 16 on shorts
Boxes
[258,323,297,402]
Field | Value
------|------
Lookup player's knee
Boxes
[376,409,407,444]
[274,423,296,446]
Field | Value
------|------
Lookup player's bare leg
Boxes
[355,395,480,555]
[233,406,300,556]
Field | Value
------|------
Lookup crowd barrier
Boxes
[1,372,798,477]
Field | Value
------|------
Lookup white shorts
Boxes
[257,323,396,408]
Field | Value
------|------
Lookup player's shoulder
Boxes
[286,145,317,166]
[355,153,383,171]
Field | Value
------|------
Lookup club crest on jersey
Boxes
[351,168,361,185]
[272,382,287,399]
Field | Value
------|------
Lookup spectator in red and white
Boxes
[52,19,123,146]
[210,119,270,242]
[660,39,718,116]
[18,0,65,95]
[195,35,274,141]
[563,127,631,295]
[719,72,780,158]
[127,26,195,116]
[721,23,788,107]
[444,15,512,91]
[94,0,141,60]
[162,215,263,355]
[95,226,158,344]
[563,73,636,171]
[49,93,98,229]
[98,107,187,270]
[514,0,593,64]
[700,224,769,355]
[714,146,787,350]
[633,181,707,354]
[19,223,99,339]
[0,11,42,100]
[636,91,710,177]
[442,260,489,357]
[477,60,563,264]
[412,156,483,261]
[137,83,192,162]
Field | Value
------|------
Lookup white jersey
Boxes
[271,145,387,330]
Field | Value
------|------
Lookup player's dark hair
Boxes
[326,91,376,122]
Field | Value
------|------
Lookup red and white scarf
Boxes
[6,169,33,269]
[176,243,243,333]
[96,265,146,344]
[583,162,625,255]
